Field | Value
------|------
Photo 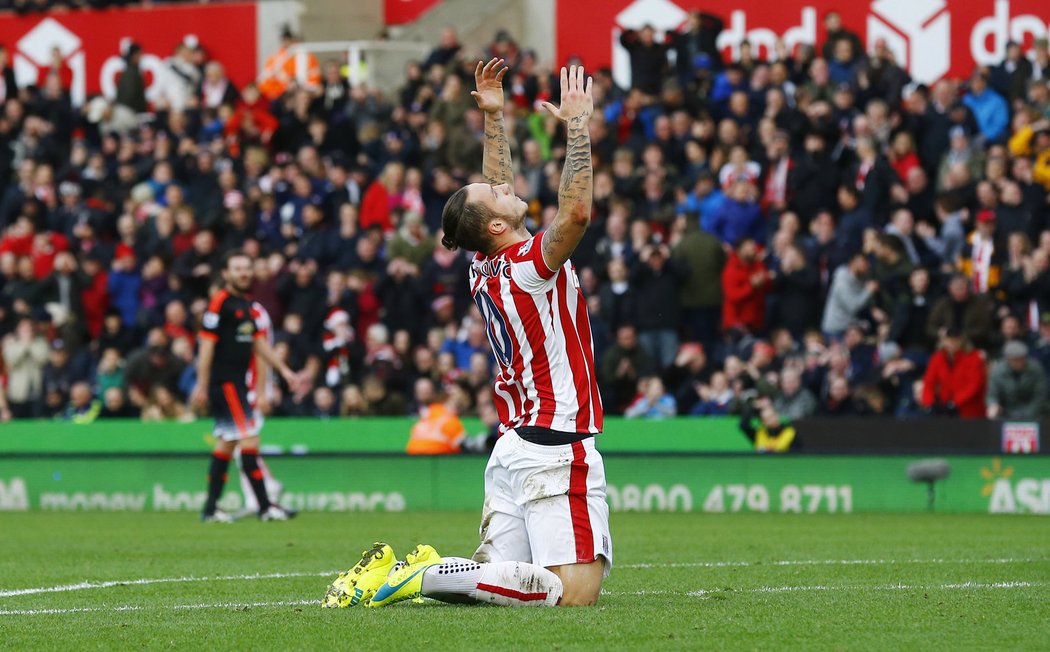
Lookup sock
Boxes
[421,557,484,600]
[421,560,562,607]
[239,449,272,513]
[204,451,231,515]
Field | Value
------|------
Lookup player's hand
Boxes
[470,57,508,114]
[190,385,207,412]
[540,65,593,127]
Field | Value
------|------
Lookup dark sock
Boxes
[240,449,271,513]
[204,451,231,515]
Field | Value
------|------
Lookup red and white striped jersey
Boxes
[469,232,603,435]
[246,302,275,410]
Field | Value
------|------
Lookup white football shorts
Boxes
[473,430,612,576]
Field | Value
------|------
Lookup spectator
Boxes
[619,25,670,96]
[258,27,320,100]
[821,253,875,338]
[115,42,147,114]
[632,242,685,370]
[926,274,995,349]
[600,325,653,414]
[423,27,462,71]
[963,70,1009,144]
[771,244,820,339]
[672,216,725,350]
[624,376,677,419]
[986,340,1047,419]
[821,11,862,62]
[141,385,194,422]
[740,396,797,452]
[721,237,770,334]
[2,317,48,418]
[690,370,734,416]
[59,381,100,423]
[921,328,987,418]
[773,367,817,420]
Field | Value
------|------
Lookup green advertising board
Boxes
[0,454,1047,515]
[0,417,750,454]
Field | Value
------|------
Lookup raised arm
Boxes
[539,65,594,270]
[471,57,514,186]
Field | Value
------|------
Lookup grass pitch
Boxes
[0,511,1048,650]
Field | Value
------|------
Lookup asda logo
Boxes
[0,477,29,511]
[982,459,1050,514]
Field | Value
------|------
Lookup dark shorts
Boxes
[210,382,258,441]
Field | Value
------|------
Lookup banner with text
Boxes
[1,455,1046,514]
[0,3,258,106]
[557,0,1050,87]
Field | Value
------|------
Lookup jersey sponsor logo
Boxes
[236,321,254,342]
[202,312,219,329]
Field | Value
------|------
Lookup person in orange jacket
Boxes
[406,383,469,455]
[258,26,320,101]
[920,327,987,418]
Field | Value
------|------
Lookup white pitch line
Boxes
[0,571,339,598]
[604,581,1048,598]
[4,582,1047,616]
[617,557,1046,570]
[2,558,1046,600]
[0,600,315,617]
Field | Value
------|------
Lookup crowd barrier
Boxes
[0,418,1047,514]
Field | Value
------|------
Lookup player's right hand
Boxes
[540,65,593,126]
[471,57,508,114]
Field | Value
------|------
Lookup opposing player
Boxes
[191,251,301,522]
[231,300,294,519]
[324,60,609,608]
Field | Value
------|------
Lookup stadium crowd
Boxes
[2,11,1050,428]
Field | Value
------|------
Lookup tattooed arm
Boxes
[471,57,514,186]
[539,65,594,270]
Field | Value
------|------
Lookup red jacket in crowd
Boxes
[921,347,987,418]
[721,251,769,333]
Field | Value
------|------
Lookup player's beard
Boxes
[230,276,253,295]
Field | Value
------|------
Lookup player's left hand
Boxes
[471,57,508,114]
[540,65,593,126]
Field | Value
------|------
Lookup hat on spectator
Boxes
[1004,340,1029,359]
[115,243,136,261]
[949,126,967,140]
[51,338,66,351]
[59,181,81,197]
[976,209,996,224]
[324,308,351,330]
[752,340,774,358]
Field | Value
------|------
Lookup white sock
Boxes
[421,557,483,600]
[422,560,562,607]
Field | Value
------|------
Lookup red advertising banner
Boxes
[385,0,442,25]
[0,2,258,106]
[556,0,1050,87]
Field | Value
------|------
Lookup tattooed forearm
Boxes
[482,112,514,186]
[557,119,592,216]
[542,119,592,267]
